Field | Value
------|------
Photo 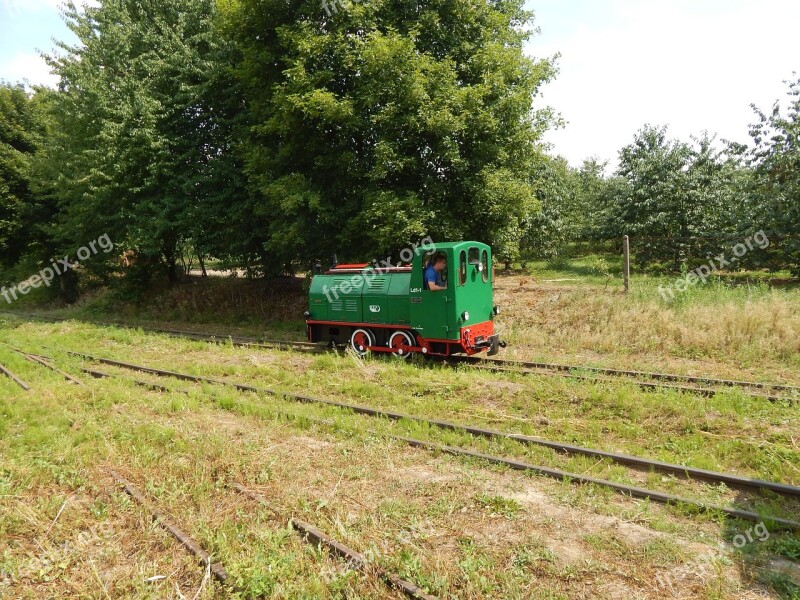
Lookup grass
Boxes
[0,315,799,598]
[492,257,800,380]
[1,254,800,598]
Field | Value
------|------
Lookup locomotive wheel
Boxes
[350,328,375,357]
[388,330,416,359]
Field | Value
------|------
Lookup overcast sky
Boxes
[1,0,798,171]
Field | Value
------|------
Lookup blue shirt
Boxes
[424,265,443,290]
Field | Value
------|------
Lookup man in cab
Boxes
[424,253,448,291]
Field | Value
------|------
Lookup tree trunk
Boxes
[59,270,79,304]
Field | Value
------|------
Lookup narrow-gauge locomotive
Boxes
[306,242,503,357]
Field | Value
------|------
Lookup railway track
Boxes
[233,485,437,599]
[454,361,797,404]
[2,309,798,403]
[453,355,800,399]
[35,348,799,531]
[112,470,434,598]
[110,471,233,588]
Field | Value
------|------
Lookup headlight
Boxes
[461,311,470,322]
[304,311,311,319]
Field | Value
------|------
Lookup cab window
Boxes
[424,252,448,287]
[459,251,467,286]
[469,247,480,268]
[481,249,489,283]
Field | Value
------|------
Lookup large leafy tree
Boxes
[226,0,557,267]
[0,84,44,275]
[614,125,693,247]
[43,0,242,282]
[520,155,583,262]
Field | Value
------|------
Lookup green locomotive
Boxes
[306,242,503,357]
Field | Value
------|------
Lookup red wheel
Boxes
[388,330,416,359]
[350,328,375,357]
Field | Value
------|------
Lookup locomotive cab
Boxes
[410,242,499,356]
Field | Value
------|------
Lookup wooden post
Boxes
[623,235,631,293]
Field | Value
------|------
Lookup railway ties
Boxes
[59,350,800,531]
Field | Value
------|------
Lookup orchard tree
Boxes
[225,0,558,267]
[611,125,747,271]
[521,155,582,261]
[749,77,800,274]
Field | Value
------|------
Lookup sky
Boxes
[529,0,799,169]
[1,0,798,170]
[0,0,71,87]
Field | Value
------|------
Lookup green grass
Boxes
[2,258,800,598]
[1,316,798,598]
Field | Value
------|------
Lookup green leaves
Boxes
[601,126,754,271]
[749,78,800,275]
[231,0,557,263]
[37,0,249,281]
[0,84,45,274]
[5,0,561,288]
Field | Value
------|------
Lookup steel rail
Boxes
[16,351,87,387]
[85,364,800,537]
[0,309,316,352]
[61,351,800,529]
[462,363,795,404]
[132,326,800,398]
[0,362,30,391]
[109,470,233,586]
[83,368,179,394]
[455,355,800,395]
[390,435,800,531]
[68,352,800,498]
[233,485,437,600]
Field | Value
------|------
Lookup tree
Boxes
[0,84,43,275]
[749,77,800,274]
[225,0,558,268]
[43,0,243,284]
[614,125,693,270]
[521,155,582,261]
[610,125,746,271]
